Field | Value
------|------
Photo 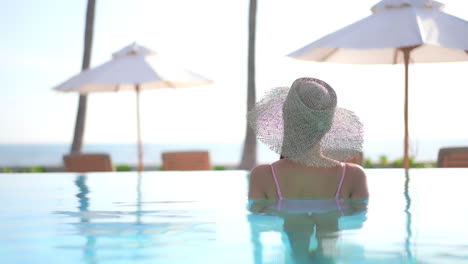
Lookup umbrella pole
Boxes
[403,48,411,170]
[136,85,144,172]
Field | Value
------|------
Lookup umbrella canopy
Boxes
[56,42,211,93]
[55,42,213,171]
[288,0,468,168]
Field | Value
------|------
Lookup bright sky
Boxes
[1,0,468,148]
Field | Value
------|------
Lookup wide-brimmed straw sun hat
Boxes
[248,77,363,167]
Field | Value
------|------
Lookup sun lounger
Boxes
[63,153,114,172]
[437,147,468,168]
[162,151,211,171]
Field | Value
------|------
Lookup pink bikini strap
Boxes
[335,162,346,199]
[271,163,345,200]
[270,164,283,199]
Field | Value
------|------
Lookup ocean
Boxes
[0,138,467,167]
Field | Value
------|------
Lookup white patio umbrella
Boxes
[288,0,468,169]
[55,42,212,171]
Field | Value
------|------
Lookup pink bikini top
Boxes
[270,162,347,200]
[269,162,347,213]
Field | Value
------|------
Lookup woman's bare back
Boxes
[248,159,368,199]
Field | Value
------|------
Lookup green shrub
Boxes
[412,162,426,168]
[379,155,389,166]
[30,166,46,172]
[363,158,373,168]
[2,167,12,173]
[214,165,226,171]
[17,166,45,173]
[391,157,433,168]
[392,157,411,168]
[392,158,403,168]
[115,164,131,171]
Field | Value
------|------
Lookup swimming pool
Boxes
[1,169,467,263]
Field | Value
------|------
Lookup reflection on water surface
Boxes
[1,169,468,263]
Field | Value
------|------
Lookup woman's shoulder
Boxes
[344,162,366,179]
[250,164,272,177]
[248,164,274,199]
[344,162,366,175]
[344,162,369,198]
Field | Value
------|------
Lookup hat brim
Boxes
[248,86,363,166]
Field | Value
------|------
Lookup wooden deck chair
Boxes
[63,153,114,172]
[437,147,468,168]
[162,151,211,171]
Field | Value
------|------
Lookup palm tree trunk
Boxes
[71,0,96,154]
[238,0,257,170]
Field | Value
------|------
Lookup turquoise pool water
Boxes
[1,169,467,263]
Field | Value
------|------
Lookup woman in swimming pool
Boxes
[247,77,368,263]
[247,77,368,200]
